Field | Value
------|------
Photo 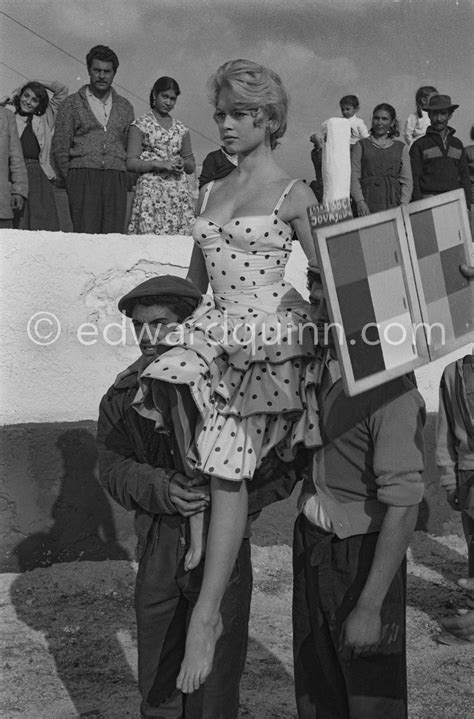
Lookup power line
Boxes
[0,61,29,81]
[0,9,218,146]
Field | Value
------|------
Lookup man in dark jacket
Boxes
[97,275,300,719]
[409,94,471,209]
[53,45,134,233]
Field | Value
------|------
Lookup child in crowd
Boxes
[309,95,367,201]
[338,94,369,144]
[310,94,368,150]
[403,85,437,147]
[436,354,474,578]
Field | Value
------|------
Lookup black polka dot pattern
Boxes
[138,180,321,481]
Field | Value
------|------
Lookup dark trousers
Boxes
[293,514,407,719]
[458,469,474,577]
[66,167,127,234]
[13,160,59,231]
[136,515,252,719]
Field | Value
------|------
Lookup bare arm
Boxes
[181,131,196,174]
[342,504,418,654]
[126,124,175,174]
[283,180,318,263]
[342,385,425,653]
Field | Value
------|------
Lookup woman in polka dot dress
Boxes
[133,59,320,694]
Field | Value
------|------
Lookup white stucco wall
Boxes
[0,230,471,424]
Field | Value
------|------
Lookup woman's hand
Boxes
[152,159,173,172]
[356,200,371,216]
[171,156,184,173]
[153,158,183,173]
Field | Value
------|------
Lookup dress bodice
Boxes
[193,180,307,316]
[132,112,187,164]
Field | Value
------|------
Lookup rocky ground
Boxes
[1,530,473,718]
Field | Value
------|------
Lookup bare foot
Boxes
[176,609,223,693]
[184,511,205,572]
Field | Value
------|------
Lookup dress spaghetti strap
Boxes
[200,181,215,215]
[273,179,299,215]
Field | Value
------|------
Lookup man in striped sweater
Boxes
[409,94,471,209]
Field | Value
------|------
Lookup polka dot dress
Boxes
[133,179,322,481]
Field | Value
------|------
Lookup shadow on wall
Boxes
[0,412,461,572]
[14,428,129,571]
[0,421,134,572]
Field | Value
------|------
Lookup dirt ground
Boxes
[1,528,473,719]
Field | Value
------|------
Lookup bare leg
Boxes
[177,478,248,694]
[185,511,205,572]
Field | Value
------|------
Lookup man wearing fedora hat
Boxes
[409,94,471,209]
[96,274,301,718]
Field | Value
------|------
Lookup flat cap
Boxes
[118,275,202,317]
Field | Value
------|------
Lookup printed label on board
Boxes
[308,197,353,229]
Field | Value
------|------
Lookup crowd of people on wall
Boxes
[1,44,473,719]
[0,44,472,234]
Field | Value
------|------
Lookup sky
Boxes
[1,0,473,180]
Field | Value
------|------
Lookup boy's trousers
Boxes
[136,514,252,719]
[293,514,407,719]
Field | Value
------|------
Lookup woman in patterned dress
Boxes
[127,77,196,235]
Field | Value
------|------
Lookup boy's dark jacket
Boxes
[97,358,304,559]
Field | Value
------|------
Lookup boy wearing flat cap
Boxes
[410,94,471,208]
[97,275,300,718]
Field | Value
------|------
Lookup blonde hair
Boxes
[208,59,288,150]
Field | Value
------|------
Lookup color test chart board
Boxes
[312,190,473,396]
[402,190,473,359]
